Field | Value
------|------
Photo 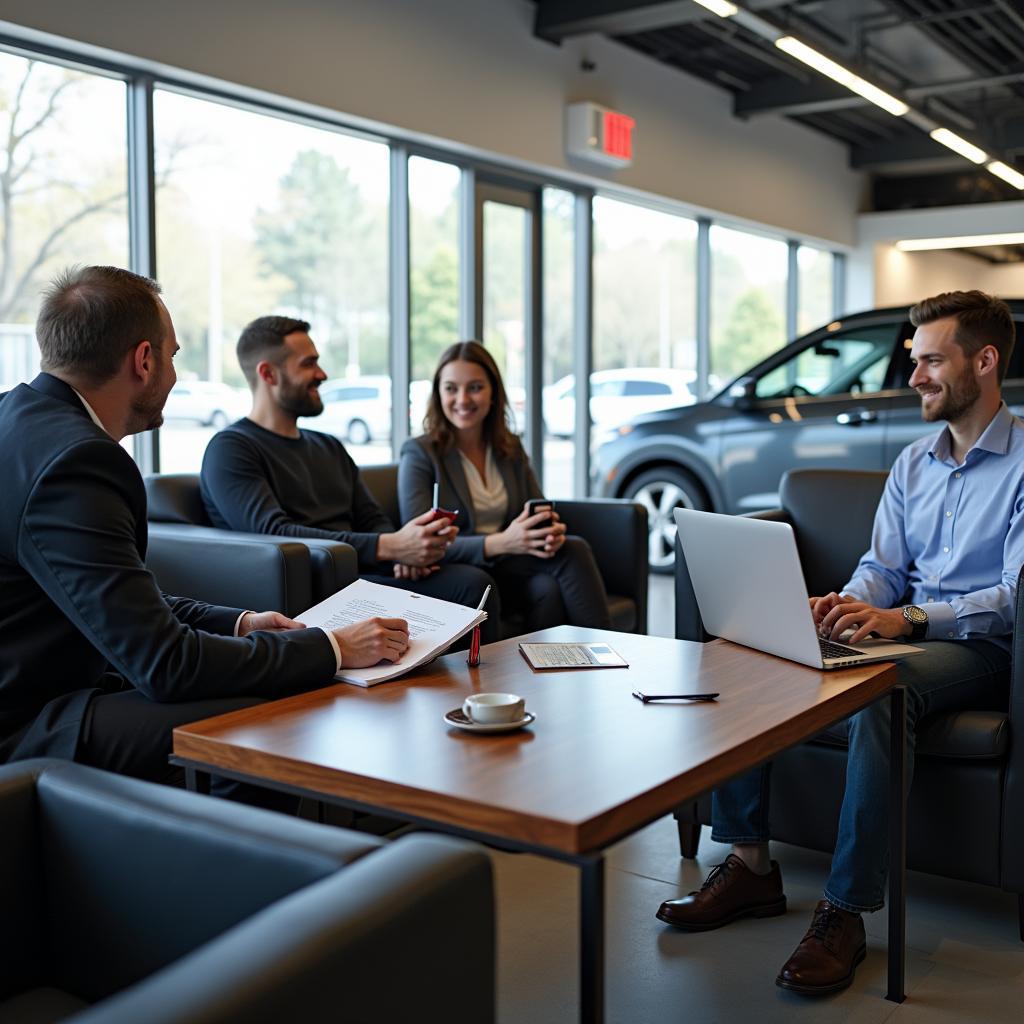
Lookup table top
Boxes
[173,626,897,855]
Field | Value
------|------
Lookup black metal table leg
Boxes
[579,855,605,1024]
[184,767,211,795]
[887,685,907,1004]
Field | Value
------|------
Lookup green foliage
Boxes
[411,244,458,380]
[715,288,785,381]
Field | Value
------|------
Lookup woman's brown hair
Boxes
[423,340,518,458]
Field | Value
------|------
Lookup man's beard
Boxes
[278,377,323,419]
[920,365,980,423]
[130,371,167,432]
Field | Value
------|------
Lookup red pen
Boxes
[466,584,491,667]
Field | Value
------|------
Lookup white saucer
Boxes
[444,708,536,733]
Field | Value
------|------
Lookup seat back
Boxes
[145,473,211,526]
[780,469,888,597]
[360,464,401,526]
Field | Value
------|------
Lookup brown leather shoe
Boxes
[775,899,867,996]
[656,853,786,931]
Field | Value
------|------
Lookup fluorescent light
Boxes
[929,128,988,164]
[987,160,1024,190]
[692,0,738,16]
[775,36,908,117]
[895,233,1024,252]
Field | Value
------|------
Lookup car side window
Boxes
[623,381,672,396]
[754,325,898,400]
[591,380,625,397]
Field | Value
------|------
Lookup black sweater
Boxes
[200,419,394,568]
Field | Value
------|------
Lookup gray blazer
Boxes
[398,435,543,565]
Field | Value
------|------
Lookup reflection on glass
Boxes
[409,156,460,435]
[710,224,787,384]
[592,195,698,449]
[542,189,575,498]
[153,89,390,471]
[482,201,527,435]
[0,53,128,393]
[797,245,835,335]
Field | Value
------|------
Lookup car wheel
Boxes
[210,410,229,430]
[347,418,371,445]
[624,467,708,575]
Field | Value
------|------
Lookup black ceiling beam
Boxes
[533,0,790,42]
[735,77,869,117]
[851,120,1024,168]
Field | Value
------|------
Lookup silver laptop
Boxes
[674,508,924,669]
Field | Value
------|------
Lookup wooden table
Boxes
[172,627,906,1023]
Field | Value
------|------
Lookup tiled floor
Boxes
[489,573,1024,1022]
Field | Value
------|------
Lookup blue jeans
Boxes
[710,640,1010,913]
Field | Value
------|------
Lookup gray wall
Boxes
[1,0,864,245]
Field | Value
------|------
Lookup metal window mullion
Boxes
[389,146,411,455]
[527,191,543,481]
[459,167,478,341]
[787,240,800,343]
[696,218,711,400]
[833,251,847,317]
[573,192,593,498]
[127,75,159,474]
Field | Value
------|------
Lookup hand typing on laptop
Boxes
[810,592,913,644]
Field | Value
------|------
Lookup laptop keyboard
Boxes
[818,637,864,660]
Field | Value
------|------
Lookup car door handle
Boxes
[836,409,878,426]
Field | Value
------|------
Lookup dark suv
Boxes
[591,302,1024,572]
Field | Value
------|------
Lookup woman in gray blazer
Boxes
[398,341,611,634]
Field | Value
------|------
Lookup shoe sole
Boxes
[774,943,867,996]
[656,896,787,932]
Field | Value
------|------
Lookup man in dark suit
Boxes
[0,266,409,790]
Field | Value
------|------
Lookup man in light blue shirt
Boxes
[657,290,1020,995]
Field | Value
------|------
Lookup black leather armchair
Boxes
[0,759,495,1023]
[672,468,1024,938]
[145,474,358,617]
[359,464,650,634]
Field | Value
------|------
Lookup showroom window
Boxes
[710,224,788,385]
[409,156,461,436]
[592,196,698,445]
[0,53,129,394]
[797,244,836,335]
[153,89,390,471]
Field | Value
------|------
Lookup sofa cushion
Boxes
[814,709,1009,760]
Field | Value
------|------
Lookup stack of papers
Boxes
[298,579,487,686]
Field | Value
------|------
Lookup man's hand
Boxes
[376,510,458,567]
[818,598,912,644]
[393,562,437,581]
[239,611,306,635]
[331,617,410,667]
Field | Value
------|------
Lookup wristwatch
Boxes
[902,605,928,642]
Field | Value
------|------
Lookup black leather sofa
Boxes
[0,759,494,1023]
[146,468,649,635]
[672,468,1024,938]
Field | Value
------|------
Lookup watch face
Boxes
[904,605,928,625]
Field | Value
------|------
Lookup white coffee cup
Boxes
[463,692,525,725]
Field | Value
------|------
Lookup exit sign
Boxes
[566,102,635,168]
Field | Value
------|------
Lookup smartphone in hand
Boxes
[526,499,555,528]
[425,506,458,525]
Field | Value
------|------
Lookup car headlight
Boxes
[593,423,633,449]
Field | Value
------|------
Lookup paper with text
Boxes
[299,579,487,686]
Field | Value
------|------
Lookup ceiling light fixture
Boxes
[987,160,1024,190]
[929,128,988,164]
[692,0,738,16]
[774,36,909,117]
[895,232,1024,252]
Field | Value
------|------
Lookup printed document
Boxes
[298,579,487,686]
[519,641,628,670]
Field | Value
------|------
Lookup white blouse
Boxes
[458,446,508,535]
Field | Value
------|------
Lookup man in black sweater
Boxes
[200,317,499,634]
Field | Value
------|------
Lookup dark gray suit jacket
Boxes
[397,435,543,565]
[0,374,336,762]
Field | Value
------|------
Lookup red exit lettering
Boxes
[602,111,635,160]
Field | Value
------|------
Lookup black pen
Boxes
[632,691,719,703]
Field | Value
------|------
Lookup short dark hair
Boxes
[423,340,518,459]
[909,290,1016,383]
[236,315,311,389]
[36,266,165,385]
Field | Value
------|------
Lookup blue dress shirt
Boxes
[843,402,1024,648]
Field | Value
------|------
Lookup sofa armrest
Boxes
[1000,565,1024,891]
[73,834,495,1024]
[674,508,791,642]
[146,524,313,618]
[300,538,359,601]
[557,498,648,632]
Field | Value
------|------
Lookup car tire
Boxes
[210,410,229,430]
[624,467,708,575]
[347,418,371,445]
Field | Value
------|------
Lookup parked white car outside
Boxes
[311,376,392,444]
[163,381,249,430]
